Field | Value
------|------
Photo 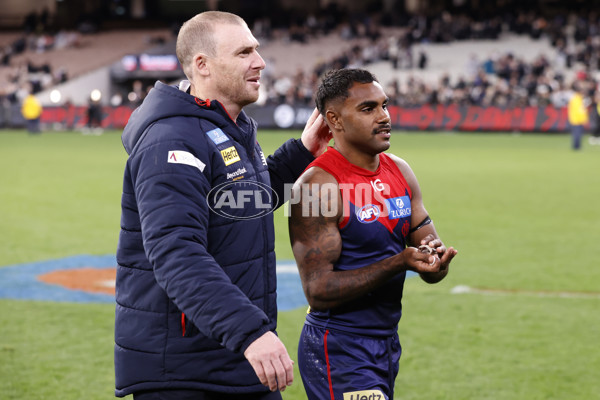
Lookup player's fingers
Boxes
[413,246,431,259]
[249,359,268,387]
[435,244,447,256]
[441,247,458,263]
[306,108,319,126]
[412,248,436,269]
[420,234,436,245]
[436,248,455,271]
[423,255,440,270]
[280,354,294,386]
[271,357,289,392]
[427,238,443,248]
[262,359,278,391]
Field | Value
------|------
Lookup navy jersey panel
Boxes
[304,148,413,336]
[298,324,400,400]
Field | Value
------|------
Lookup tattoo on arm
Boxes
[290,180,402,310]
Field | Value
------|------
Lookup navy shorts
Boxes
[298,323,401,400]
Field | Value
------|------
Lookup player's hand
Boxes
[419,234,458,272]
[400,246,441,274]
[301,108,332,157]
[244,331,294,392]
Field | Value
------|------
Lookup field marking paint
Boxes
[0,256,309,310]
[451,285,600,299]
[0,255,117,303]
[0,256,417,309]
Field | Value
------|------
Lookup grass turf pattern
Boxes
[0,130,599,399]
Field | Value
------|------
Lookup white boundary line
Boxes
[451,285,600,299]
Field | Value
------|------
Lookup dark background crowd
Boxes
[2,1,600,129]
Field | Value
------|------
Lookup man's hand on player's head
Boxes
[301,108,332,158]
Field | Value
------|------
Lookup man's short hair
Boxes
[176,11,246,79]
[316,69,379,115]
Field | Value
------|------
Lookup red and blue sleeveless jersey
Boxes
[304,147,413,336]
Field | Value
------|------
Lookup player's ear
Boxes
[193,53,210,77]
[325,110,342,131]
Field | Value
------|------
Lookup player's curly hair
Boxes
[315,69,379,115]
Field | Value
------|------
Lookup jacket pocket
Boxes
[181,313,198,337]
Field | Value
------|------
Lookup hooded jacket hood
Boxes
[122,81,251,155]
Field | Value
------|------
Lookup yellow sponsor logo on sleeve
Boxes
[343,389,386,400]
[220,146,241,166]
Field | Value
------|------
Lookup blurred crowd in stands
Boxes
[1,8,76,126]
[1,10,74,91]
[3,5,600,131]
[256,9,600,111]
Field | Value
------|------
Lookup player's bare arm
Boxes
[289,167,443,311]
[389,154,458,284]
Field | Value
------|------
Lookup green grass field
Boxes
[1,129,599,399]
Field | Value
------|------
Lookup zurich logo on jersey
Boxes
[356,204,381,223]
[385,195,411,219]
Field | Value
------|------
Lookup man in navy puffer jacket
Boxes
[115,11,330,400]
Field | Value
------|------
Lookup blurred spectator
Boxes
[85,92,103,135]
[20,86,42,134]
[589,91,600,145]
[568,82,588,150]
[418,51,428,69]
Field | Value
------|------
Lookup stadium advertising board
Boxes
[37,104,575,132]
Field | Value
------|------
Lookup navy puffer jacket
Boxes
[114,81,313,396]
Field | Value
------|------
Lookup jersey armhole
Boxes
[383,153,413,199]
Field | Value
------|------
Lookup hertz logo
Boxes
[343,390,385,400]
[220,146,240,166]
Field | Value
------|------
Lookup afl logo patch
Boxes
[356,204,380,223]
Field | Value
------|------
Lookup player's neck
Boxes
[334,144,380,172]
[190,84,241,122]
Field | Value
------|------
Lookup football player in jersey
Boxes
[288,68,458,400]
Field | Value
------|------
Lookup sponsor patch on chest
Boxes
[220,146,241,166]
[226,167,247,180]
[384,195,411,219]
[205,128,229,145]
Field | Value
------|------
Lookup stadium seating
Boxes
[0,29,172,104]
[259,29,567,88]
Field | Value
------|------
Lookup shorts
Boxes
[298,323,401,400]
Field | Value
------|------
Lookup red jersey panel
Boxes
[303,147,413,336]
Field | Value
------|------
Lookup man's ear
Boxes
[325,109,342,131]
[193,53,210,77]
